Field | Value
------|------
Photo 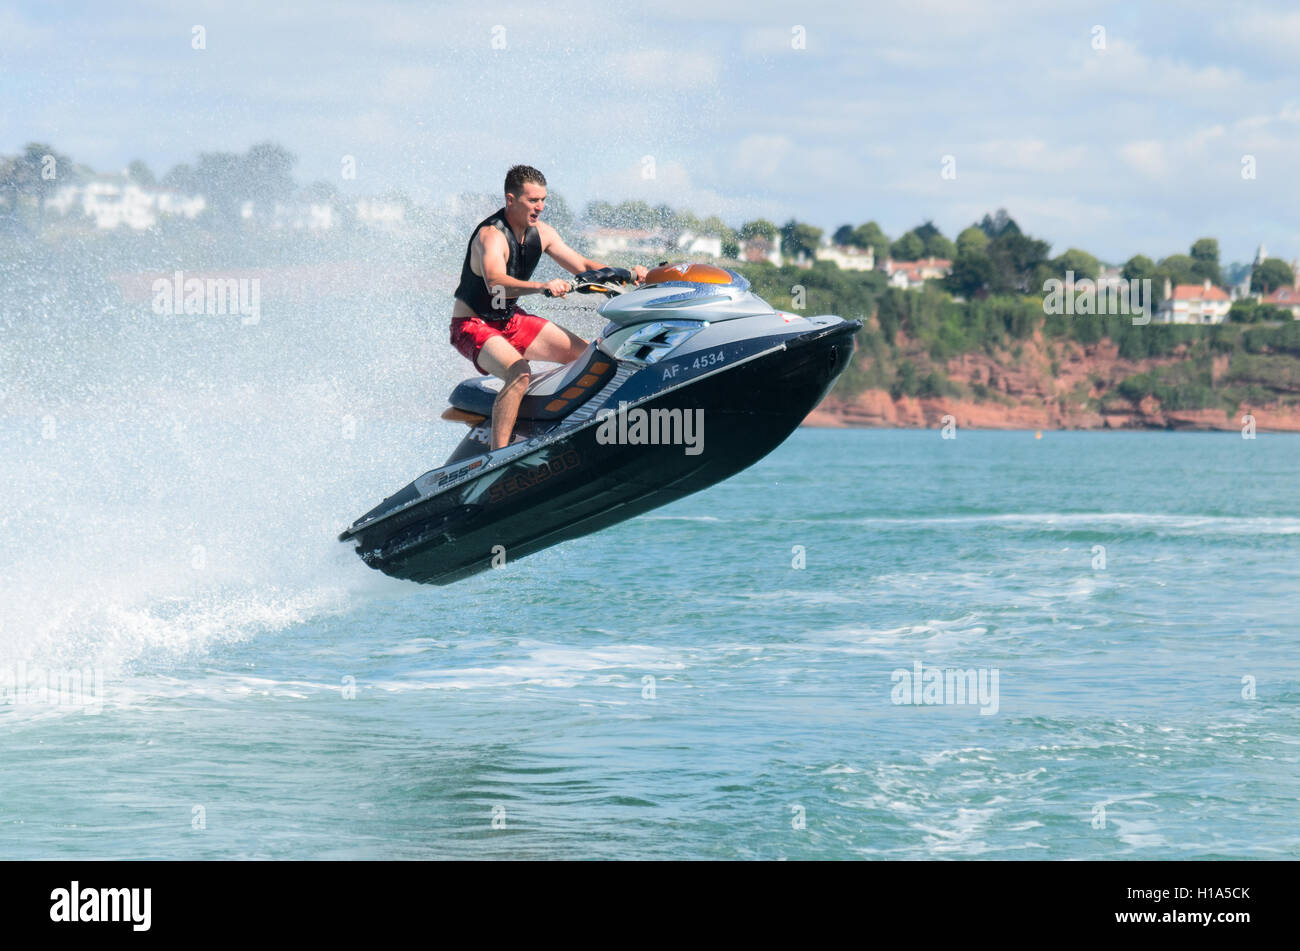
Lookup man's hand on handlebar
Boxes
[574,267,634,285]
[542,267,644,297]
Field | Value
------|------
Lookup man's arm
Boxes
[479,227,568,300]
[538,222,648,282]
[537,222,602,274]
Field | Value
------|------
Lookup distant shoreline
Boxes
[802,393,1300,433]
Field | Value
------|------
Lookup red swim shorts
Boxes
[449,307,549,375]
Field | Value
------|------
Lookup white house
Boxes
[584,227,672,258]
[241,200,335,230]
[1096,265,1125,293]
[815,243,875,271]
[154,188,205,220]
[1261,284,1300,318]
[737,233,782,266]
[1156,278,1232,323]
[356,199,406,229]
[882,256,952,290]
[675,230,722,258]
[47,179,206,230]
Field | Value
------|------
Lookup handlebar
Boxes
[542,267,636,297]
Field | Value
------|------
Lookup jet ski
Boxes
[339,263,861,585]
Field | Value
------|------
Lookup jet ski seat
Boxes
[447,344,616,421]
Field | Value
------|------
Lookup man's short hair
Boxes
[505,165,547,196]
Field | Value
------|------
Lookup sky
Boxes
[3,0,1300,266]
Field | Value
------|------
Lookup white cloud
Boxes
[1190,124,1226,148]
[379,66,448,104]
[731,135,795,183]
[584,158,785,222]
[0,7,58,51]
[1119,140,1169,178]
[1068,38,1245,99]
[1217,10,1300,59]
[741,26,803,56]
[607,50,720,89]
[969,139,1090,174]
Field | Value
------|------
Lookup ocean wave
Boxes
[846,512,1300,534]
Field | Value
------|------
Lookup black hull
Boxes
[347,321,858,585]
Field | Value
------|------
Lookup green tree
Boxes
[242,141,297,210]
[183,143,299,227]
[987,230,1050,294]
[1189,237,1222,285]
[740,218,778,240]
[5,143,78,224]
[780,218,822,261]
[832,224,855,245]
[850,221,889,255]
[891,230,924,261]
[1228,300,1274,323]
[925,234,956,259]
[891,358,918,399]
[303,180,339,202]
[613,200,655,229]
[543,191,574,232]
[127,159,156,186]
[1251,258,1295,294]
[697,215,737,256]
[979,208,1019,238]
[0,155,16,223]
[652,203,675,231]
[673,209,701,234]
[913,220,941,244]
[1122,254,1163,306]
[1121,254,1157,283]
[162,162,196,191]
[584,200,615,226]
[956,225,989,257]
[192,151,247,224]
[945,250,993,297]
[1158,254,1198,287]
[1052,248,1100,281]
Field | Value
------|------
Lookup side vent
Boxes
[612,320,706,365]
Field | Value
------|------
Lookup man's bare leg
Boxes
[477,336,531,451]
[523,321,588,364]
[476,323,587,451]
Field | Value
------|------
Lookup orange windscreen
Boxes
[644,263,733,285]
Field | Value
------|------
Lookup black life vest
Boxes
[453,208,542,318]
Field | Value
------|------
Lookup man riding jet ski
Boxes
[341,256,862,586]
[450,164,647,450]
